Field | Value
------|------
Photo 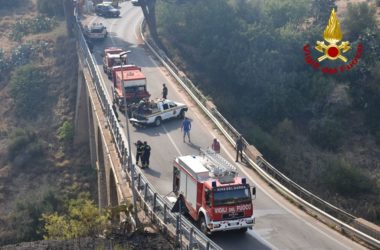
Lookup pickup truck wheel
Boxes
[154,117,162,126]
[199,216,208,235]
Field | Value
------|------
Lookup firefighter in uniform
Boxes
[142,141,151,168]
[135,140,143,165]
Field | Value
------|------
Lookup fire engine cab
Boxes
[172,149,256,234]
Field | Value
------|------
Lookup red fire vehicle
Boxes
[172,149,256,234]
[102,47,125,79]
[112,65,150,111]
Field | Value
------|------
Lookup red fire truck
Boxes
[112,65,150,111]
[102,47,125,79]
[172,149,256,234]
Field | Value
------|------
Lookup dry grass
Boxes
[23,22,67,43]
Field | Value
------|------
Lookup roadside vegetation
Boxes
[155,0,380,223]
[0,0,96,245]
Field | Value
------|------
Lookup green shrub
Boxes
[10,15,58,41]
[11,190,62,242]
[42,197,108,240]
[325,159,374,197]
[37,0,64,17]
[7,129,44,167]
[247,125,284,166]
[58,121,74,144]
[10,64,47,117]
[309,118,344,151]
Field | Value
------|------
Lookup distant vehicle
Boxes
[129,99,188,127]
[112,65,150,111]
[84,23,107,41]
[102,47,126,79]
[131,0,140,6]
[102,0,119,8]
[95,3,120,17]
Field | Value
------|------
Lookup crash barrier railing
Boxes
[141,24,380,248]
[73,12,222,250]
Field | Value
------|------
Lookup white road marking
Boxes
[162,124,182,156]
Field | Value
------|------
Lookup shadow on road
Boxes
[211,230,272,250]
[140,166,161,178]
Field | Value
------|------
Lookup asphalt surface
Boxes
[85,2,365,250]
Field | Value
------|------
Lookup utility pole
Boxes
[119,51,138,220]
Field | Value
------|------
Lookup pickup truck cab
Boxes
[84,23,107,41]
[130,99,188,126]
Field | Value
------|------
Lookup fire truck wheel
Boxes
[199,215,208,235]
[239,227,248,233]
[154,117,162,126]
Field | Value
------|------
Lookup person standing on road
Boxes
[135,140,143,166]
[181,117,191,143]
[235,135,244,162]
[162,83,168,99]
[142,141,151,168]
[211,138,220,153]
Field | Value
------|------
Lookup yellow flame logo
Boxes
[315,9,350,62]
[323,9,342,44]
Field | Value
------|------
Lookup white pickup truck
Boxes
[129,99,188,126]
[84,23,107,41]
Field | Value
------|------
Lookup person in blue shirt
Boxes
[181,117,191,143]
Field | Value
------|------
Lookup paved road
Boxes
[86,2,365,250]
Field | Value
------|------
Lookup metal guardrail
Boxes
[73,12,222,250]
[141,24,380,248]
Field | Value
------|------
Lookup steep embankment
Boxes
[0,1,95,245]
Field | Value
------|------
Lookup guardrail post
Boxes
[137,173,141,190]
[153,193,157,212]
[189,227,194,250]
[176,215,180,247]
[163,204,167,224]
[144,183,149,199]
[206,241,210,250]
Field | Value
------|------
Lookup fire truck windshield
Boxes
[213,186,251,206]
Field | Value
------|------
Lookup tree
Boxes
[10,65,47,118]
[37,0,64,17]
[58,121,74,145]
[343,2,377,40]
[311,0,337,25]
[11,190,62,242]
[140,0,158,40]
[42,197,108,240]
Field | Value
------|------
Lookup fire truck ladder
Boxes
[200,148,237,178]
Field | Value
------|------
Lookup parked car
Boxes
[95,3,120,17]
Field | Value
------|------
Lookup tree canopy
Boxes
[155,0,380,222]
